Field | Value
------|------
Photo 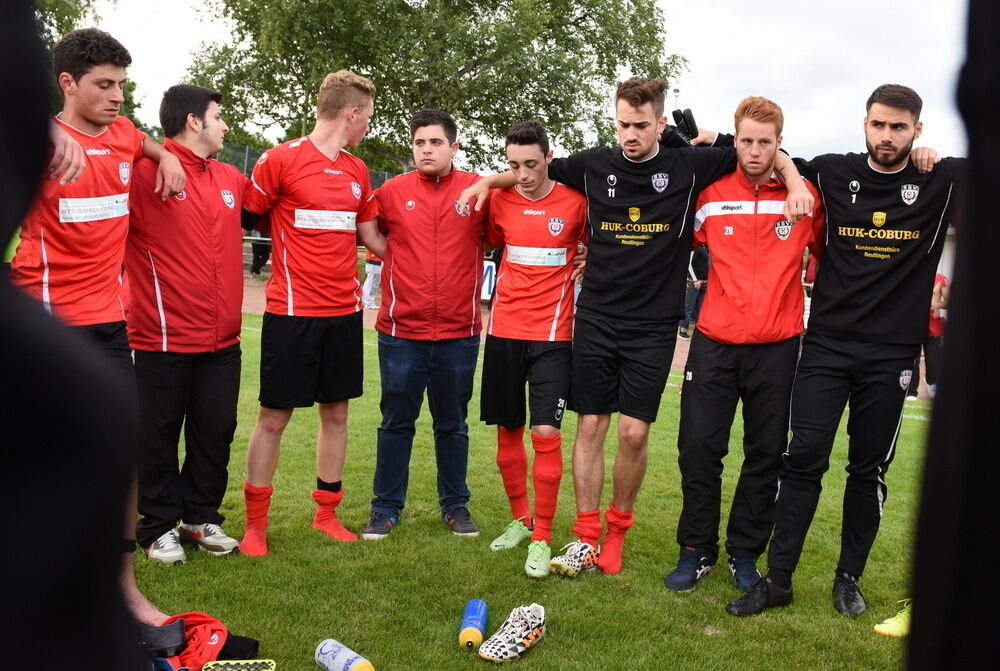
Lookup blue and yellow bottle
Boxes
[458,599,489,649]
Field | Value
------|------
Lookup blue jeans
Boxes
[371,333,480,516]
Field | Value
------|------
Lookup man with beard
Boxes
[725,84,965,618]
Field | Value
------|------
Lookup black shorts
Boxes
[569,309,678,423]
[481,336,571,429]
[70,320,135,391]
[259,311,363,409]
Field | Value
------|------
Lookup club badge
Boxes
[774,219,792,241]
[629,207,640,222]
[548,217,565,236]
[901,184,919,206]
[652,172,669,193]
[872,211,887,227]
[220,190,235,209]
[899,369,912,390]
[349,182,361,200]
[118,161,131,185]
[454,200,468,217]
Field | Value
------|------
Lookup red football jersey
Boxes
[11,115,145,326]
[486,183,587,341]
[243,137,377,317]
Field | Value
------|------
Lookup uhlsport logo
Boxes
[174,191,187,202]
[628,207,640,222]
[774,219,792,241]
[548,217,565,236]
[405,200,416,211]
[901,184,919,205]
[872,211,887,227]
[607,174,617,186]
[899,369,912,390]
[118,161,131,185]
[350,182,362,200]
[849,180,860,193]
[220,190,235,209]
[652,172,669,193]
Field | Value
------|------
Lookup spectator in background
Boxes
[250,229,270,275]
[679,246,709,340]
[906,272,949,400]
[362,247,382,309]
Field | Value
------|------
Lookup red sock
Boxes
[572,509,603,548]
[311,488,359,542]
[496,426,530,522]
[530,432,562,543]
[597,502,634,574]
[241,482,273,556]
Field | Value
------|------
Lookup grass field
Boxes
[136,312,931,670]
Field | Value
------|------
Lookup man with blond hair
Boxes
[239,70,385,555]
[664,96,824,595]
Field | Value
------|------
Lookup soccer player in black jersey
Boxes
[726,84,965,618]
[460,78,812,576]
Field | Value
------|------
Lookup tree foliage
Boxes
[33,0,100,45]
[190,0,685,171]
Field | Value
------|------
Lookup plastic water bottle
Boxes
[315,638,375,671]
[458,599,489,649]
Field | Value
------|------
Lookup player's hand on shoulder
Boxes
[457,178,492,214]
[784,180,815,223]
[155,150,186,200]
[49,120,85,184]
[689,128,717,146]
[910,146,941,174]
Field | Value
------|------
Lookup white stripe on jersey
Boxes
[40,229,51,315]
[282,230,294,316]
[148,250,168,351]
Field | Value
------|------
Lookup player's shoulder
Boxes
[108,115,139,134]
[550,181,587,205]
[338,148,370,171]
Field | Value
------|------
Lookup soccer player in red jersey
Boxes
[480,121,587,577]
[9,28,185,626]
[239,71,384,555]
[127,85,248,565]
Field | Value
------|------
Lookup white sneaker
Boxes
[147,528,187,565]
[179,522,240,555]
[549,540,600,577]
[478,603,546,662]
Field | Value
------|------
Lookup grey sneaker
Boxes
[443,506,479,536]
[361,511,397,540]
[147,528,187,565]
[178,522,239,555]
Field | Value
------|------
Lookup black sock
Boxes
[317,478,342,493]
[767,568,793,590]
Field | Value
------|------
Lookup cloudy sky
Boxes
[92,0,968,159]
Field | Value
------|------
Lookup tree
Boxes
[33,0,101,45]
[189,0,684,170]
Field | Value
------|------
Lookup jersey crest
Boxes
[221,189,235,209]
[901,184,919,205]
[774,219,792,241]
[350,182,362,200]
[547,217,565,236]
[454,200,468,217]
[652,172,669,193]
[629,207,640,222]
[899,369,912,390]
[872,211,887,227]
[118,161,131,185]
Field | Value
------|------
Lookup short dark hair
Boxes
[616,77,667,118]
[160,84,223,138]
[866,84,923,120]
[505,120,549,155]
[410,109,458,144]
[52,28,131,82]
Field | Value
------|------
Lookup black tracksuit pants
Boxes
[767,332,919,578]
[135,345,241,547]
[676,331,800,562]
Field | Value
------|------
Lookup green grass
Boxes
[137,312,931,670]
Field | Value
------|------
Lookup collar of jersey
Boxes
[164,137,210,170]
[621,143,660,164]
